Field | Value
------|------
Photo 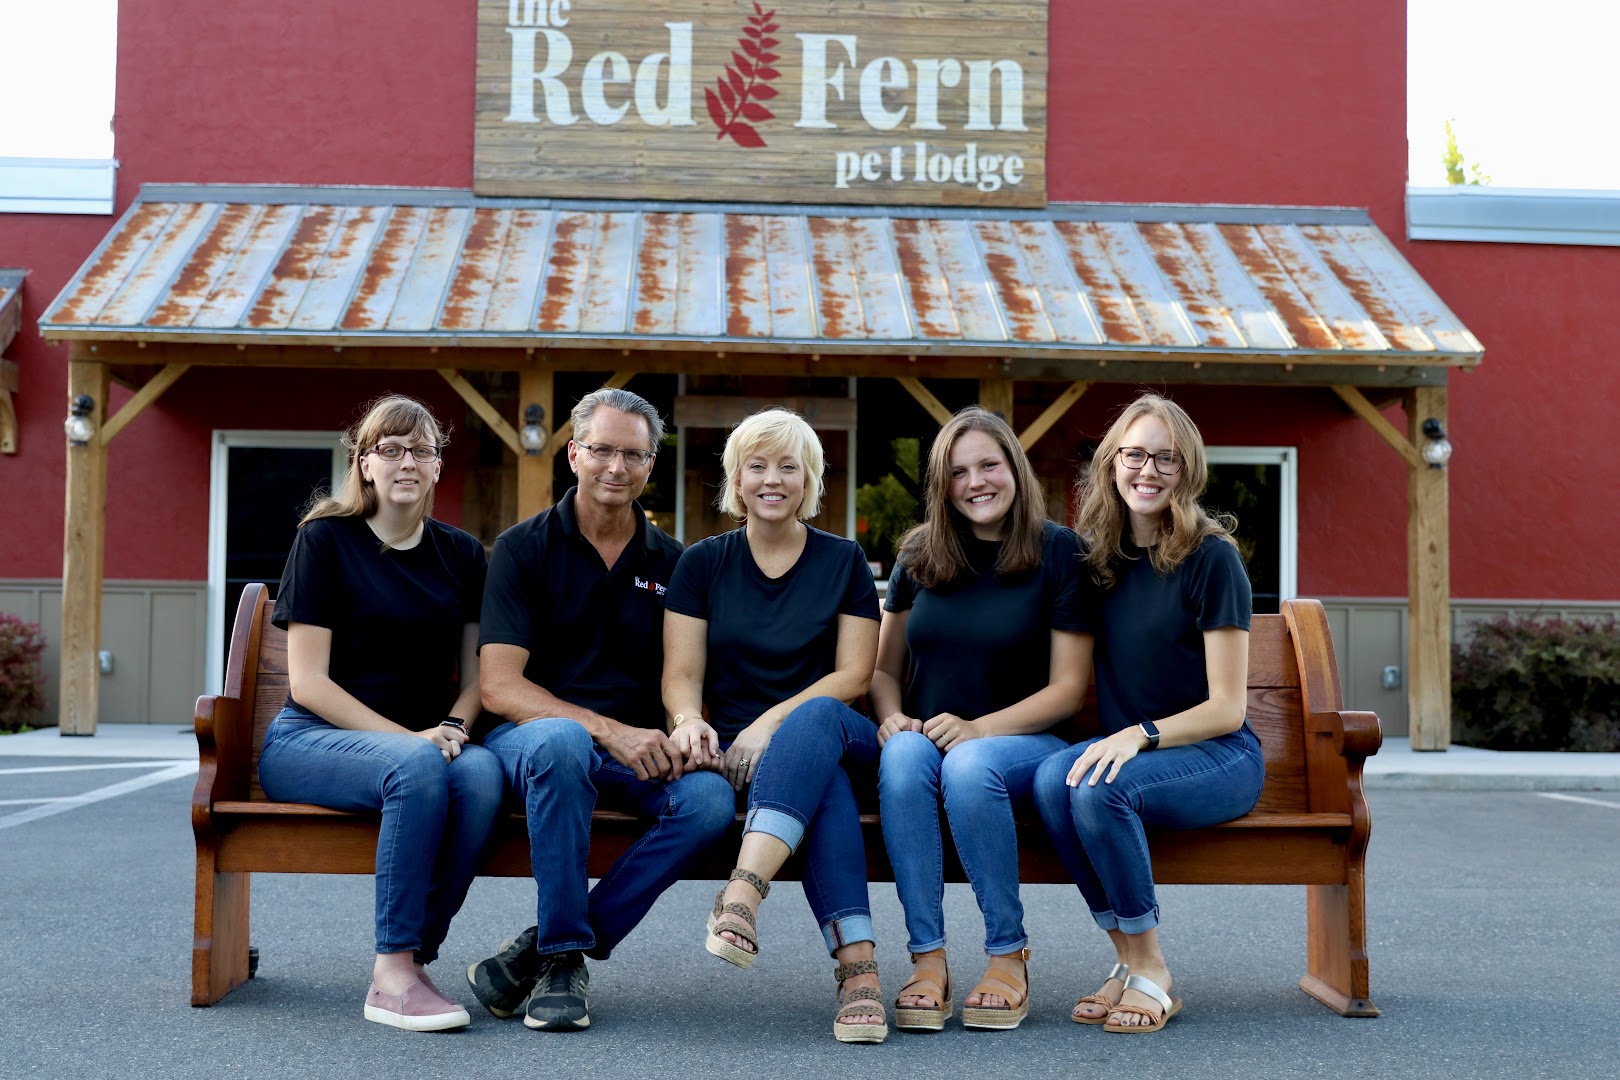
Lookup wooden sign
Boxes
[476,1,1047,207]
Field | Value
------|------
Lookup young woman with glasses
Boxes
[872,407,1093,1033]
[257,395,502,1031]
[1034,393,1263,1034]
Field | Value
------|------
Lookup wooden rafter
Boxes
[101,363,191,444]
[1331,385,1423,470]
[1018,380,1089,450]
[438,369,520,455]
[896,376,952,425]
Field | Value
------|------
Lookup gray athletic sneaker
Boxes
[465,925,542,1019]
[523,950,590,1031]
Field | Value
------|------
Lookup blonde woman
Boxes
[661,408,887,1043]
[1035,394,1262,1034]
[258,396,501,1031]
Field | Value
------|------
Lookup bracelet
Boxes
[440,718,469,734]
[672,713,692,727]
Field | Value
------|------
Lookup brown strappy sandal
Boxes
[961,947,1031,1030]
[705,868,770,969]
[832,958,889,1044]
[1072,962,1130,1024]
[893,948,952,1032]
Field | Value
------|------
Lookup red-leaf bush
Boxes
[1452,615,1620,751]
[0,612,47,733]
[705,3,782,147]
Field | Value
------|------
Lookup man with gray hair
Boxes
[471,387,734,1031]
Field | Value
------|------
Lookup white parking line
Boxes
[0,761,198,831]
[0,761,187,776]
[1537,792,1620,810]
[0,798,75,806]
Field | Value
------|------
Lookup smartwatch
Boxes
[1138,721,1161,750]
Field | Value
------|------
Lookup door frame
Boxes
[1206,445,1298,604]
[205,430,344,694]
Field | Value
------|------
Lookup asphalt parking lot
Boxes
[1,740,1616,1079]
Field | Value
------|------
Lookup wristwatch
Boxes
[1138,721,1161,750]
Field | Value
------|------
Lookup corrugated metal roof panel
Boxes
[39,187,1483,365]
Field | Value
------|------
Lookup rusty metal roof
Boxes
[39,185,1481,364]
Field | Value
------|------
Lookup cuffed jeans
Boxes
[257,706,504,960]
[481,718,736,960]
[740,696,879,955]
[879,730,1068,954]
[1033,726,1265,933]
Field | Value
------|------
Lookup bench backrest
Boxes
[227,583,1336,813]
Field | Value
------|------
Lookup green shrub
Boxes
[0,613,47,733]
[1452,615,1620,751]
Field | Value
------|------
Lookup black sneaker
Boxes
[466,926,542,1019]
[522,950,590,1031]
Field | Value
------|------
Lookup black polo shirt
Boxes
[479,487,683,728]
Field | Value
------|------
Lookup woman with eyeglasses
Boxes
[660,408,888,1043]
[872,407,1093,1034]
[1034,393,1262,1034]
[258,395,502,1031]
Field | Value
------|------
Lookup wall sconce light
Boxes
[519,403,546,456]
[1420,418,1452,470]
[64,394,96,447]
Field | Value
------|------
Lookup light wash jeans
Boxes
[480,718,736,959]
[257,706,504,960]
[740,696,880,955]
[878,730,1068,954]
[1033,726,1264,933]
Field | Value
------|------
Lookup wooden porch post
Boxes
[60,361,110,735]
[1406,386,1451,749]
[517,365,554,520]
[978,376,1013,423]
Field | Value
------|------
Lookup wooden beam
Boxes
[1331,385,1423,470]
[0,359,16,454]
[100,363,190,444]
[1406,387,1451,750]
[438,369,520,455]
[673,395,857,431]
[61,361,110,735]
[979,376,1014,424]
[0,357,16,392]
[518,367,554,520]
[895,376,953,425]
[544,371,636,457]
[1018,380,1089,451]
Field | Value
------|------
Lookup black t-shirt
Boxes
[664,526,880,739]
[1092,532,1252,734]
[885,521,1092,723]
[273,515,488,731]
[479,488,683,728]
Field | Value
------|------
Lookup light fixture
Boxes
[1420,418,1452,470]
[63,394,96,447]
[519,403,546,455]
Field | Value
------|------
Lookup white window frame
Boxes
[205,430,344,694]
[0,158,118,215]
[1206,445,1297,603]
[1407,185,1620,247]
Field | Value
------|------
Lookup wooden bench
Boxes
[193,583,1381,1016]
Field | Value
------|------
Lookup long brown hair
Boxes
[1075,394,1235,589]
[896,407,1046,589]
[301,395,448,549]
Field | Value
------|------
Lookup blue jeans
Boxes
[481,718,736,960]
[742,696,879,955]
[257,707,504,960]
[879,730,1068,955]
[1033,726,1265,933]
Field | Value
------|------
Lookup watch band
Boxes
[1138,721,1161,750]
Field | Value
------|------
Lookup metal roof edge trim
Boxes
[0,268,27,289]
[133,184,1374,226]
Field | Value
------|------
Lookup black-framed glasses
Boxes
[1116,446,1183,475]
[577,442,654,467]
[367,443,441,462]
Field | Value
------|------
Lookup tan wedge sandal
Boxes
[893,949,952,1032]
[832,958,889,1044]
[705,868,770,969]
[1072,962,1129,1025]
[961,947,1031,1030]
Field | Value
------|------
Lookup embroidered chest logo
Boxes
[634,576,668,597]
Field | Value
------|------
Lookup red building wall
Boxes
[2,0,1615,601]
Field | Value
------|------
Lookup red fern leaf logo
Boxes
[705,3,782,148]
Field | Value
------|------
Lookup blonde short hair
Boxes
[717,408,825,520]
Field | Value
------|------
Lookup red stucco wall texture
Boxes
[1,0,1614,601]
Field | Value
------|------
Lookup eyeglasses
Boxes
[367,443,441,462]
[1116,447,1183,475]
[576,442,655,468]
